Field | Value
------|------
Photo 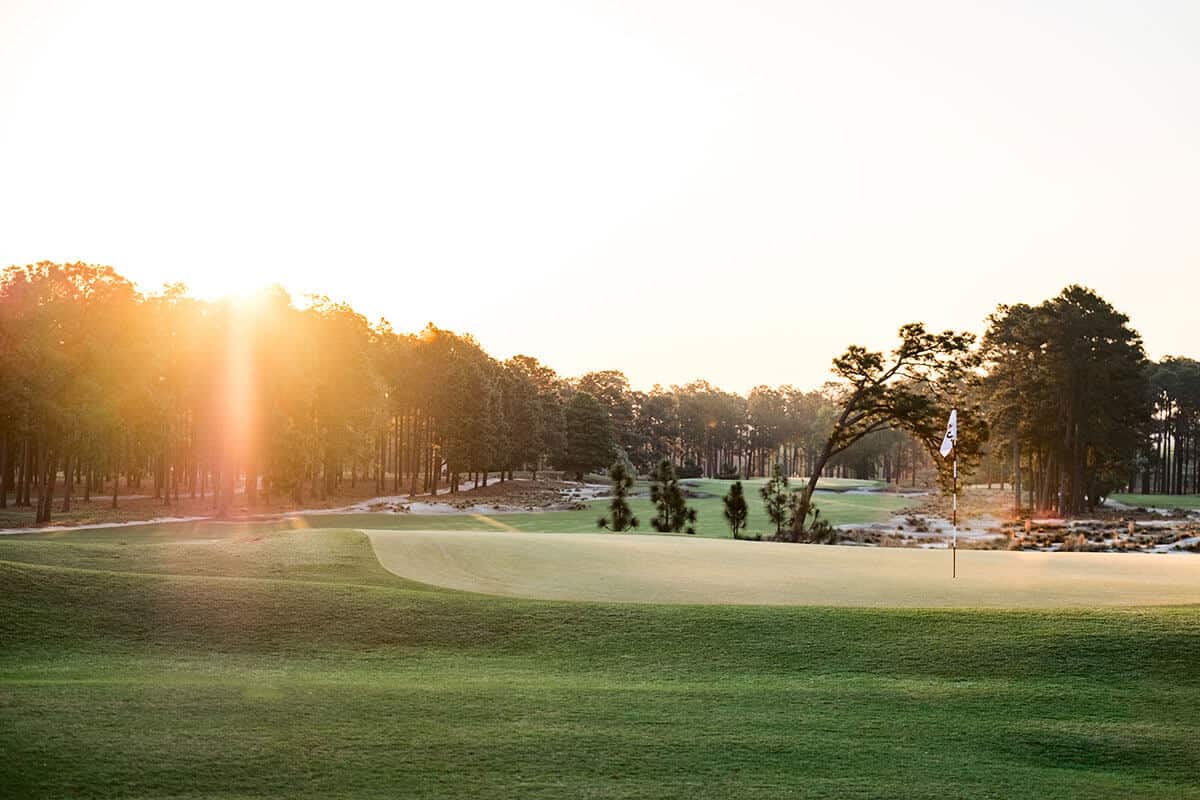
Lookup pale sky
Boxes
[2,0,1198,393]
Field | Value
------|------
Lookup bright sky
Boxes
[2,1,1198,392]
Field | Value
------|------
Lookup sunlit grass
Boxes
[1110,493,1200,510]
[1,525,1199,798]
[306,483,915,538]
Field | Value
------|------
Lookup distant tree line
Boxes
[1144,357,1200,495]
[0,264,1191,524]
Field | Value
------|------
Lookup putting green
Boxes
[368,529,1200,607]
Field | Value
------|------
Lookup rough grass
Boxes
[1,524,1199,798]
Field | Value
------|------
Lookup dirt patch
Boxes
[912,486,1197,524]
[0,477,607,531]
[315,478,609,515]
[833,485,1200,553]
[412,479,603,510]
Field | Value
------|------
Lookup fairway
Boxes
[368,529,1200,607]
[1110,493,1200,511]
[303,483,916,539]
[3,523,1200,798]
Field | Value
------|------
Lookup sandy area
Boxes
[366,528,1200,607]
[307,479,609,515]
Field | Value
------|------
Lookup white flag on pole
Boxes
[939,409,957,458]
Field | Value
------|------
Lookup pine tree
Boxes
[722,480,748,539]
[648,459,696,534]
[561,392,614,481]
[597,460,638,531]
[760,463,790,539]
[788,493,833,543]
[790,322,980,539]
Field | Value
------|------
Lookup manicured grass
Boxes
[306,483,915,538]
[367,529,1200,606]
[1110,493,1200,510]
[681,476,885,493]
[2,524,1200,798]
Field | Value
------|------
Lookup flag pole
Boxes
[939,406,958,579]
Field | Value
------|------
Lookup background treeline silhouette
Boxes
[0,262,1195,523]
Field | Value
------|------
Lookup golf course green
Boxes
[3,520,1200,798]
[367,528,1200,606]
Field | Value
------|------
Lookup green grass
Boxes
[2,523,1200,798]
[681,476,885,492]
[307,481,913,538]
[1110,493,1200,510]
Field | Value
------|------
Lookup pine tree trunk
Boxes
[112,442,120,509]
[19,438,32,507]
[217,450,234,518]
[36,442,55,524]
[61,449,73,512]
[0,431,7,509]
[409,412,420,498]
[394,414,402,494]
[1012,438,1021,514]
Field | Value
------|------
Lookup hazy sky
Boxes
[2,0,1198,392]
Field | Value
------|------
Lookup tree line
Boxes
[0,262,1192,525]
[978,286,1198,513]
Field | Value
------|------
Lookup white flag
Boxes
[939,409,957,458]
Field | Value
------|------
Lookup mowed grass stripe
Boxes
[3,526,1200,798]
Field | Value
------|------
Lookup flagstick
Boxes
[940,407,959,579]
[952,448,957,579]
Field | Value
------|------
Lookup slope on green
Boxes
[2,523,1199,798]
[367,528,1200,607]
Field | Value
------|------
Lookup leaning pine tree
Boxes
[788,322,980,541]
[649,459,697,534]
[722,480,749,539]
[597,460,639,532]
[788,492,833,543]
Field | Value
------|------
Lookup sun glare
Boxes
[3,4,1200,798]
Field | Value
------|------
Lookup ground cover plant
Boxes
[2,523,1200,799]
